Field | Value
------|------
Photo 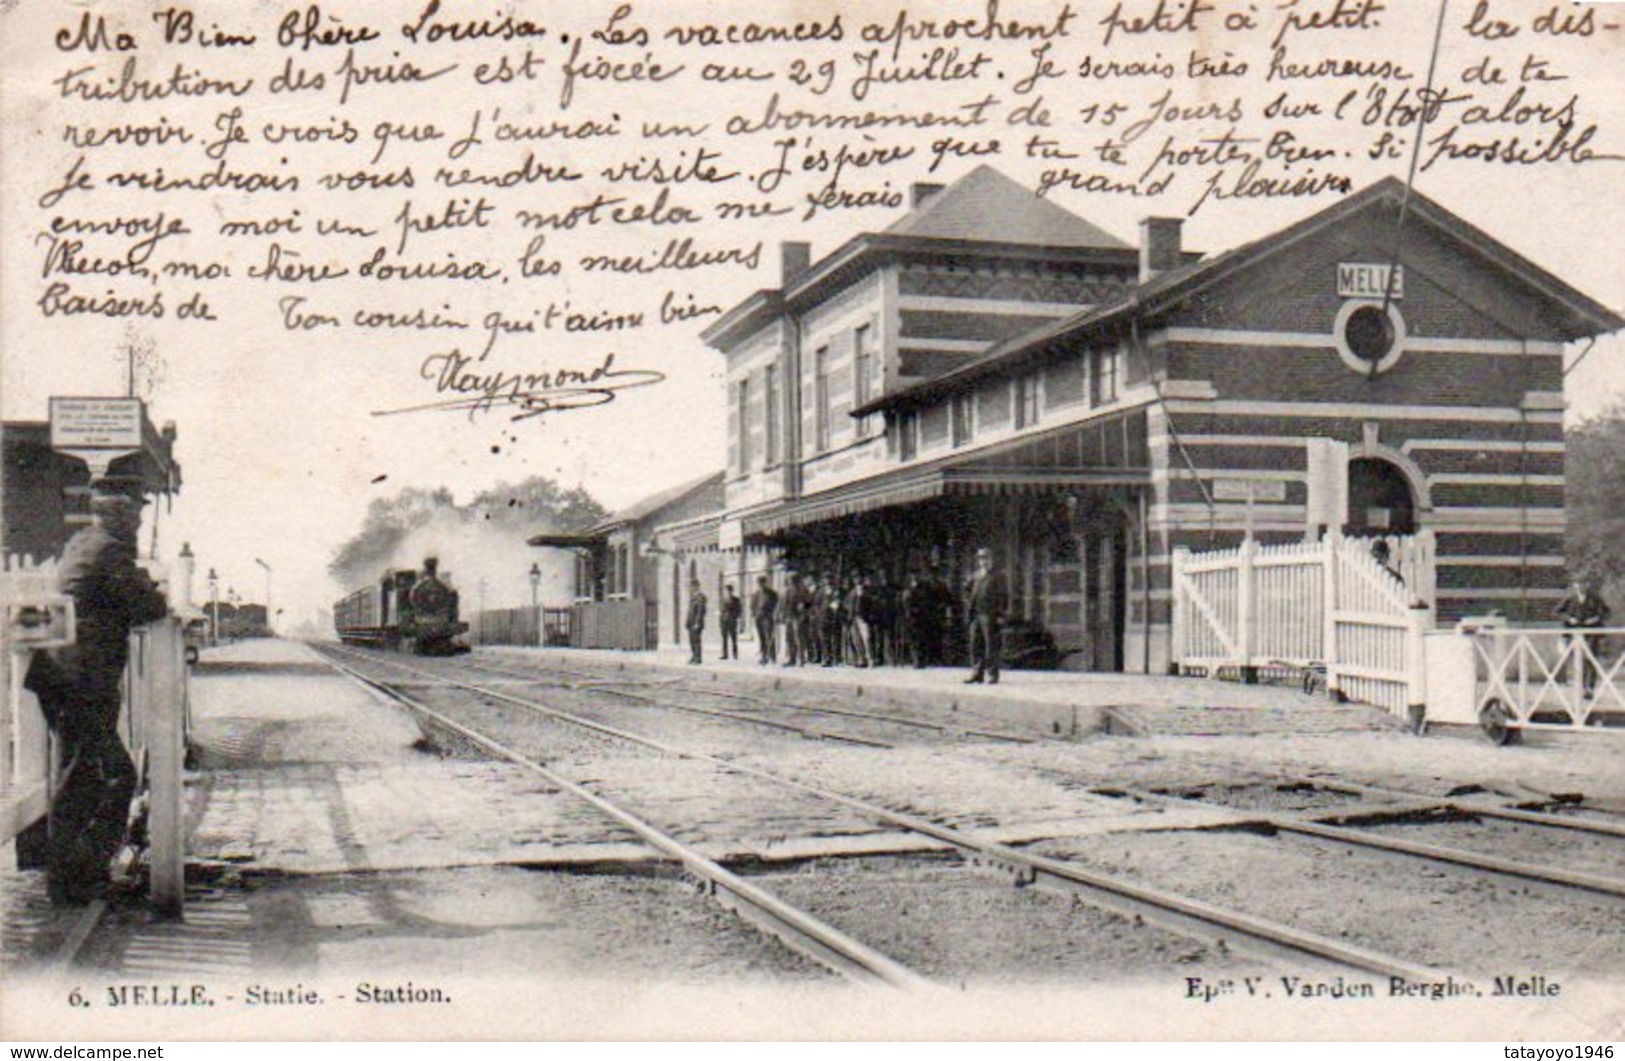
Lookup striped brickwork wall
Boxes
[1141,211,1572,637]
[895,261,1133,384]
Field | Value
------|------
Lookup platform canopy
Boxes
[743,413,1150,540]
[526,532,603,550]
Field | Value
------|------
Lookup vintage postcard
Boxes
[1,0,1622,1041]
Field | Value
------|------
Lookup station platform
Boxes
[0,634,1395,1029]
[3,636,1618,1040]
[1,639,733,1001]
[480,643,1403,739]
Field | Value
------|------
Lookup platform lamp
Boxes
[255,557,273,636]
[529,561,543,647]
[207,568,220,647]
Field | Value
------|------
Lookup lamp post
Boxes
[207,567,219,647]
[529,562,543,647]
[254,558,272,637]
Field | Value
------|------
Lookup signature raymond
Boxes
[372,349,665,421]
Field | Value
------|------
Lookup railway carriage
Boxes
[333,558,469,655]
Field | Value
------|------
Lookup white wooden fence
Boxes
[0,555,70,848]
[0,553,187,916]
[1472,626,1625,733]
[1172,531,1435,718]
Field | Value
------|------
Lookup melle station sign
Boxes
[1337,263,1404,300]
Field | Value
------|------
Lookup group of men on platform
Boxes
[683,547,1008,684]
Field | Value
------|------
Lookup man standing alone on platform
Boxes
[719,584,742,661]
[965,547,1007,685]
[685,580,708,665]
[752,576,779,665]
[25,480,168,906]
[1556,578,1612,698]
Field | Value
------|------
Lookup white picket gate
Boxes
[1172,531,1435,718]
[0,554,72,846]
[1471,626,1625,735]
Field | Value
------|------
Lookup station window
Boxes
[814,345,832,452]
[951,392,975,448]
[897,411,918,462]
[736,376,751,472]
[1093,346,1119,405]
[1334,301,1406,376]
[853,324,872,430]
[1015,371,1041,429]
[764,363,780,466]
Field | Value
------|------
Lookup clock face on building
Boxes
[1344,304,1397,364]
[1334,299,1407,376]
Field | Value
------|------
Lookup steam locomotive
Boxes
[333,557,470,656]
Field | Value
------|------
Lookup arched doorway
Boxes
[1346,457,1416,536]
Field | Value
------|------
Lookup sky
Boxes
[2,0,1621,628]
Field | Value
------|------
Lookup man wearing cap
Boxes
[1556,578,1612,698]
[25,481,168,905]
[685,579,707,665]
[964,547,1007,685]
[751,575,779,665]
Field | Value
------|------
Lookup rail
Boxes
[320,648,928,990]
[1473,626,1625,737]
[323,644,1446,982]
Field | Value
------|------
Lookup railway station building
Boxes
[530,472,725,651]
[691,166,1621,673]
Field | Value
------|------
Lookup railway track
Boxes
[318,648,929,991]
[462,650,1037,747]
[316,643,1450,984]
[467,650,1625,901]
[1106,786,1625,899]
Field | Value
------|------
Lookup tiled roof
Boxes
[886,165,1130,249]
[856,175,1625,415]
[591,471,723,533]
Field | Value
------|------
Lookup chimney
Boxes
[1139,216,1183,282]
[910,182,946,210]
[780,241,811,287]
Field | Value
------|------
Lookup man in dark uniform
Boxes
[899,574,922,667]
[781,574,805,667]
[786,575,812,666]
[685,580,707,664]
[821,579,845,667]
[1556,578,1612,698]
[25,481,168,906]
[807,578,828,665]
[719,584,742,660]
[871,574,897,667]
[919,566,949,667]
[965,547,1007,685]
[751,576,779,665]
